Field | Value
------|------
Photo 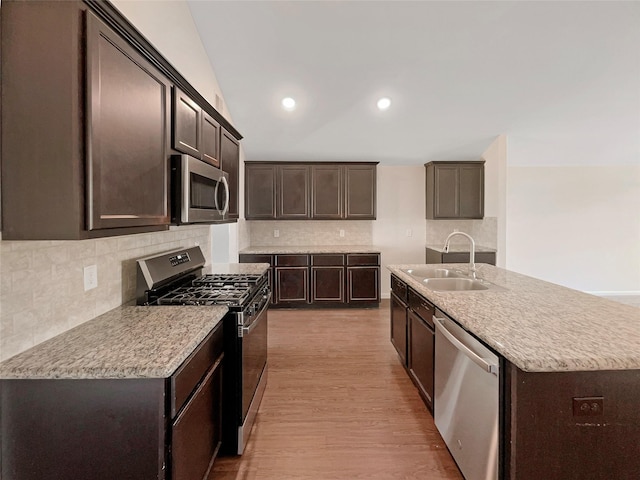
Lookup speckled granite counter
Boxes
[240,245,380,254]
[425,244,496,253]
[388,264,640,372]
[207,262,271,274]
[0,305,228,380]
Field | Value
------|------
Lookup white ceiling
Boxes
[188,1,640,166]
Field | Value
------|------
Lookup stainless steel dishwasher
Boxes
[434,309,499,480]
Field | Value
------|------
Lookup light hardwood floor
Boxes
[211,300,463,480]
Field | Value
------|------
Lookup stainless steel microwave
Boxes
[172,154,229,224]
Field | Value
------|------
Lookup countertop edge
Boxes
[387,264,640,373]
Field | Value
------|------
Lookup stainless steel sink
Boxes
[402,268,463,280]
[400,267,507,292]
[423,277,489,291]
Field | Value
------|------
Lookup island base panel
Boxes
[504,364,640,480]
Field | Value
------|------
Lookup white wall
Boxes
[506,164,640,294]
[482,135,507,266]
[373,166,427,298]
[112,0,242,262]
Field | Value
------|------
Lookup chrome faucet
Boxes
[443,231,476,278]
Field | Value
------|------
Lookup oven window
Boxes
[190,172,218,210]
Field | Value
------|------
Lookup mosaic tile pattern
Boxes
[0,226,211,361]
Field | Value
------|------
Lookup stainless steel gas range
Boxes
[136,246,270,455]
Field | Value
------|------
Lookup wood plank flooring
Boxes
[211,301,463,480]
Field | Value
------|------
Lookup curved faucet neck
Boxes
[443,232,476,278]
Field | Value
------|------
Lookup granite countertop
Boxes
[388,264,640,373]
[426,244,497,253]
[240,245,381,254]
[0,305,228,380]
[207,262,271,275]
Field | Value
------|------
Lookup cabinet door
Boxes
[459,164,484,218]
[345,164,376,219]
[311,266,345,303]
[390,293,408,366]
[433,164,459,218]
[347,266,380,303]
[408,310,435,411]
[172,87,202,158]
[245,164,277,219]
[278,165,310,219]
[275,267,309,304]
[220,128,240,219]
[311,164,343,219]
[201,111,220,167]
[172,356,223,480]
[86,12,170,230]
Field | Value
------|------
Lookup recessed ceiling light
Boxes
[377,97,391,111]
[281,97,296,111]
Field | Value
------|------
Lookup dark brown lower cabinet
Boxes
[240,252,380,308]
[0,325,224,480]
[407,309,435,412]
[312,266,345,303]
[347,266,380,303]
[390,292,408,367]
[275,267,309,304]
[426,247,496,265]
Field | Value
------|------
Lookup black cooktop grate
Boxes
[157,285,252,306]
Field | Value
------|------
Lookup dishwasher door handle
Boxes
[434,317,498,375]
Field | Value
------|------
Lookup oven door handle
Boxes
[241,292,271,336]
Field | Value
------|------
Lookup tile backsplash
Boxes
[0,226,211,361]
[247,220,373,246]
[426,217,498,248]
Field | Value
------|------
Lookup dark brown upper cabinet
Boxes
[87,12,171,231]
[344,164,377,219]
[173,87,221,167]
[425,161,485,219]
[245,162,377,220]
[311,164,343,219]
[0,2,170,239]
[220,128,240,219]
[0,1,241,239]
[244,164,277,219]
[279,165,311,219]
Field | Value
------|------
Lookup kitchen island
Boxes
[388,263,640,480]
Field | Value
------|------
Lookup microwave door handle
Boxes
[220,175,230,216]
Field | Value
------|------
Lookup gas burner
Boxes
[194,274,263,287]
[157,285,251,306]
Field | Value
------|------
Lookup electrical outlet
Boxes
[406,229,413,237]
[83,264,98,291]
[274,229,280,238]
[339,229,345,238]
[572,396,604,416]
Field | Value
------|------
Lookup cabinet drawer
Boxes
[311,254,345,266]
[275,254,309,266]
[346,253,379,266]
[391,275,407,302]
[408,289,435,328]
[171,322,224,418]
[240,254,273,265]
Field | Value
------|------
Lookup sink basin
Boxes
[402,268,463,280]
[423,277,489,291]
